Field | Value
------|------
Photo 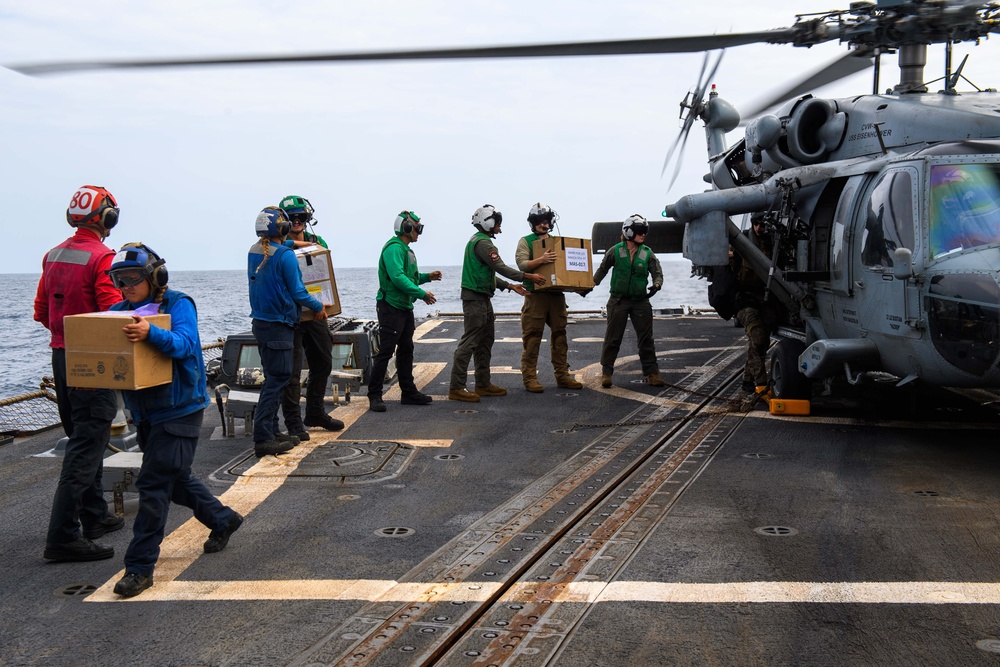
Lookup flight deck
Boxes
[3,313,1000,667]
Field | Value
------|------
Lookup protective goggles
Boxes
[109,269,147,288]
[288,212,312,224]
[630,223,649,235]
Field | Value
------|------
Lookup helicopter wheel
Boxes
[769,338,811,400]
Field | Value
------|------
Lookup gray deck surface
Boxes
[2,313,999,667]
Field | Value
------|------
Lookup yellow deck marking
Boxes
[87,578,1000,604]
[88,360,447,602]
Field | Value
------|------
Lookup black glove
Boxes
[647,284,661,299]
[579,288,593,298]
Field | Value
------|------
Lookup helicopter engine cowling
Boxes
[749,97,849,171]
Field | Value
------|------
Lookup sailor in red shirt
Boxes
[34,185,126,562]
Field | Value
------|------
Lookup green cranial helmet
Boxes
[279,195,315,226]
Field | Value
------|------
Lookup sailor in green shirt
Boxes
[368,210,442,413]
[448,205,545,402]
[592,214,666,389]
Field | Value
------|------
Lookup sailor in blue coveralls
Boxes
[106,243,242,598]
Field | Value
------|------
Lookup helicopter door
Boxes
[854,167,921,340]
[829,175,866,296]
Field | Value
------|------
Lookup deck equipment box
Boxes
[64,313,172,390]
[530,236,595,293]
[295,245,341,319]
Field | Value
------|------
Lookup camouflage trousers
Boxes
[736,304,779,385]
[520,291,570,383]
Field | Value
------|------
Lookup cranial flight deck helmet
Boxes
[394,210,424,236]
[527,202,557,233]
[66,185,119,233]
[622,214,649,241]
[472,204,503,234]
[279,194,316,226]
[255,206,292,238]
[106,242,168,289]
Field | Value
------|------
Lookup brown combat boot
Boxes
[474,384,508,397]
[448,388,481,403]
[524,378,544,393]
[556,375,583,390]
[646,373,666,387]
[601,374,613,388]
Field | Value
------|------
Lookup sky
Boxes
[4,1,1000,274]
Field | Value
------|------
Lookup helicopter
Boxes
[8,0,1000,401]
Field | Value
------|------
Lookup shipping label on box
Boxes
[64,312,173,390]
[530,236,595,293]
[294,245,342,319]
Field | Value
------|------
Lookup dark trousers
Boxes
[281,319,334,427]
[252,319,294,443]
[368,300,417,399]
[600,296,659,376]
[46,348,117,544]
[450,298,495,389]
[124,410,234,577]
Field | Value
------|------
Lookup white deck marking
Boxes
[87,578,1000,604]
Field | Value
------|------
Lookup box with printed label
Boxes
[530,236,595,293]
[294,245,342,319]
[64,313,173,390]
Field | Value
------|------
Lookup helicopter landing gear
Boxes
[769,338,811,400]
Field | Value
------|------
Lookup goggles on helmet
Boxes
[109,269,147,288]
[288,212,312,225]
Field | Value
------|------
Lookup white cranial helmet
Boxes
[472,204,502,233]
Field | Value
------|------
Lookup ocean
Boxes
[5,262,710,398]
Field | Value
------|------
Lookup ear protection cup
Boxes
[395,211,420,235]
[99,206,119,230]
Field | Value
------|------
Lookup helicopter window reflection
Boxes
[862,171,914,269]
[929,163,1000,258]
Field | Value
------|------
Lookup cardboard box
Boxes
[530,236,595,293]
[64,312,173,390]
[295,245,341,319]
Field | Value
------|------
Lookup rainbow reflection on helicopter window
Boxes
[928,163,1000,257]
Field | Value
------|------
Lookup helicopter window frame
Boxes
[926,158,1000,261]
[859,167,918,272]
[829,176,867,296]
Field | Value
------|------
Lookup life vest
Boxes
[609,242,653,299]
[521,232,541,291]
[461,232,497,295]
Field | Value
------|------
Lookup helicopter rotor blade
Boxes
[741,47,875,119]
[661,52,711,178]
[661,50,725,191]
[7,29,800,75]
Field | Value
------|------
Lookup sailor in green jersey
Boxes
[448,204,545,403]
[592,214,666,389]
[515,202,584,393]
[367,210,442,413]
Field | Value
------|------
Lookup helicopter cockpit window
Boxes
[928,163,1000,258]
[861,171,914,269]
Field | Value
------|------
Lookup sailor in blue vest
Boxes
[107,243,243,598]
[592,215,666,389]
